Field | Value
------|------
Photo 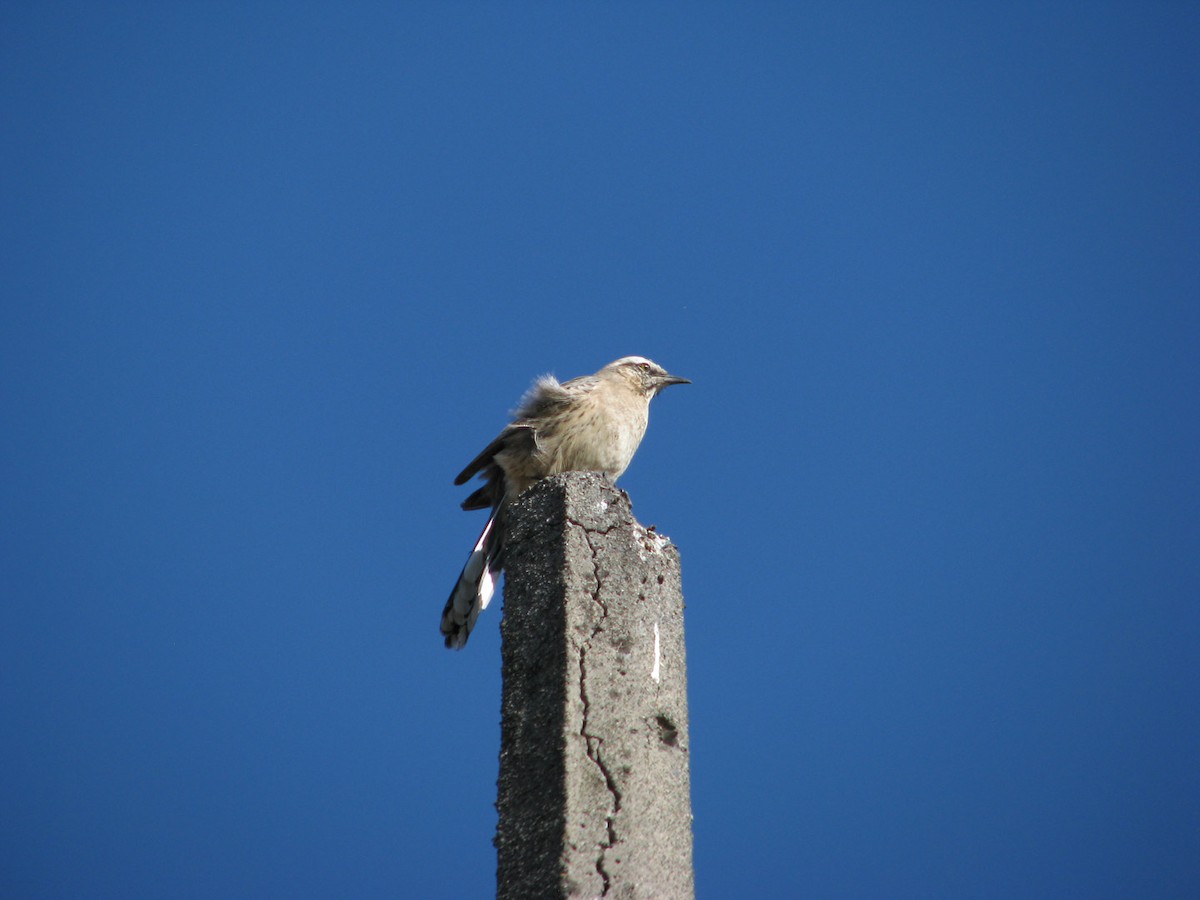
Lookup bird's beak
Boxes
[656,373,691,389]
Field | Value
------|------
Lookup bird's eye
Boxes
[640,362,651,371]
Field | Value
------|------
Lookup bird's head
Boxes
[603,356,691,397]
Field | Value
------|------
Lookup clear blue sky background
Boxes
[2,3,1197,898]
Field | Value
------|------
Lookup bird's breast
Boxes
[543,396,648,480]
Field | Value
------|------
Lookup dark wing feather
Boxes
[455,425,524,485]
[455,425,539,511]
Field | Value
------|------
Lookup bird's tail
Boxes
[440,510,505,649]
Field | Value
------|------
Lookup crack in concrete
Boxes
[570,516,622,897]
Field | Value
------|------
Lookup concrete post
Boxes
[495,472,694,900]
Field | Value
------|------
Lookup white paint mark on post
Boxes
[651,621,661,682]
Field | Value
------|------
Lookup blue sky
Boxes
[2,3,1197,897]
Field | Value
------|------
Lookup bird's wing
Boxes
[454,424,530,485]
[457,424,541,510]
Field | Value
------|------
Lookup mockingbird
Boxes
[440,356,689,649]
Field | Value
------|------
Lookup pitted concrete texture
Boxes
[496,472,694,900]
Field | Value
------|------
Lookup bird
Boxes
[440,356,690,649]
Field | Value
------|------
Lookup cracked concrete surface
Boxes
[496,473,694,900]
